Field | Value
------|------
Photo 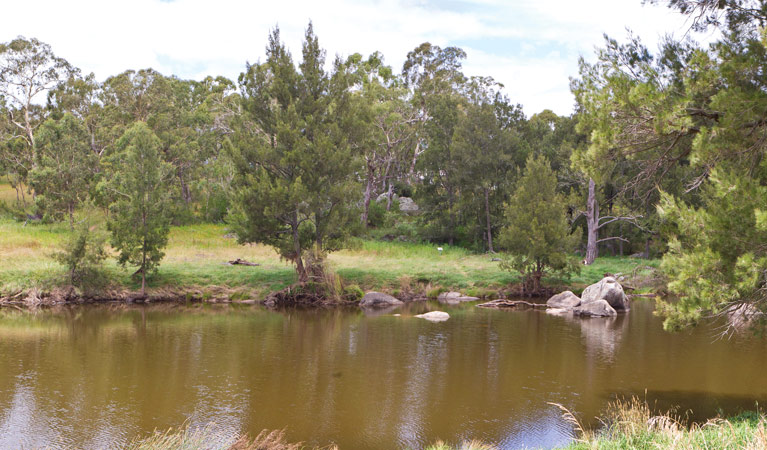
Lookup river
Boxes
[0,300,765,449]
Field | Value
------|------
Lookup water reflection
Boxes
[0,301,766,449]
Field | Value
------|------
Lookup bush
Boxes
[342,284,364,302]
[54,218,107,287]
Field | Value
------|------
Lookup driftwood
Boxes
[226,258,260,267]
[476,299,546,309]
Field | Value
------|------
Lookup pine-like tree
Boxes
[104,122,172,295]
[499,154,579,294]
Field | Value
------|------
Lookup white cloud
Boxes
[2,0,701,115]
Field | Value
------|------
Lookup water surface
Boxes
[1,300,766,449]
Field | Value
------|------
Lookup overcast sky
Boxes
[2,0,700,116]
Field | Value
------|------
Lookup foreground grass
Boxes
[0,211,660,300]
[561,397,767,450]
[128,426,495,450]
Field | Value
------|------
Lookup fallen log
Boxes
[477,299,546,309]
[226,258,260,267]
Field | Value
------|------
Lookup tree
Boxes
[573,0,767,326]
[229,24,357,283]
[104,122,172,295]
[403,43,467,245]
[453,86,525,252]
[499,154,580,294]
[29,113,96,226]
[656,167,767,331]
[0,37,75,202]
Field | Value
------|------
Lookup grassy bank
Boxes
[0,216,660,302]
[122,400,767,449]
[0,176,660,302]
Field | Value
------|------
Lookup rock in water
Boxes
[573,299,617,317]
[415,311,450,322]
[581,277,630,310]
[546,291,581,309]
[359,292,404,308]
[437,291,479,304]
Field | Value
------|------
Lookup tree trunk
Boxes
[643,237,651,259]
[292,216,307,283]
[585,178,599,265]
[484,188,494,253]
[361,175,374,227]
[618,222,624,256]
[385,182,394,211]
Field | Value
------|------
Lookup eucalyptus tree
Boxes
[403,42,468,245]
[453,78,526,252]
[30,113,97,226]
[229,24,358,282]
[343,52,416,224]
[0,37,75,201]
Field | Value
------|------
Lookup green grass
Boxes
[0,208,661,300]
[559,397,767,450]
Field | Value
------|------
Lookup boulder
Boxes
[581,277,630,310]
[437,291,479,304]
[375,192,399,203]
[415,311,450,322]
[546,291,581,309]
[359,292,404,308]
[573,299,617,317]
[546,307,571,315]
[398,197,419,214]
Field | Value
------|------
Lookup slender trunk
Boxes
[408,140,420,184]
[585,178,599,265]
[385,182,394,211]
[643,238,651,259]
[618,222,624,256]
[68,204,74,230]
[484,188,494,253]
[292,215,307,283]
[447,184,455,246]
[361,176,374,227]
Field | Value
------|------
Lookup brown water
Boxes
[1,300,766,449]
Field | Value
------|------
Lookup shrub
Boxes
[342,284,364,302]
[53,218,107,287]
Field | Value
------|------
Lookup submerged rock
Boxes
[415,311,450,322]
[573,299,617,317]
[359,292,404,308]
[546,291,581,309]
[581,277,630,311]
[437,291,479,304]
[546,307,572,315]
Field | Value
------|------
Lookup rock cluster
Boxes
[437,291,479,304]
[545,277,630,317]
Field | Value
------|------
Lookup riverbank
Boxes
[0,217,660,306]
[125,400,767,450]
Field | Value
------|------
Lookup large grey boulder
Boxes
[375,192,398,203]
[573,299,617,317]
[360,292,403,308]
[581,277,629,310]
[415,311,450,322]
[546,291,581,309]
[437,291,479,304]
[398,197,419,214]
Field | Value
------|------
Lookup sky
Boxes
[2,0,703,116]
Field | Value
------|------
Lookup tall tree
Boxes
[499,154,580,294]
[30,114,96,226]
[229,24,357,283]
[104,122,172,296]
[0,37,75,202]
[403,43,467,245]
